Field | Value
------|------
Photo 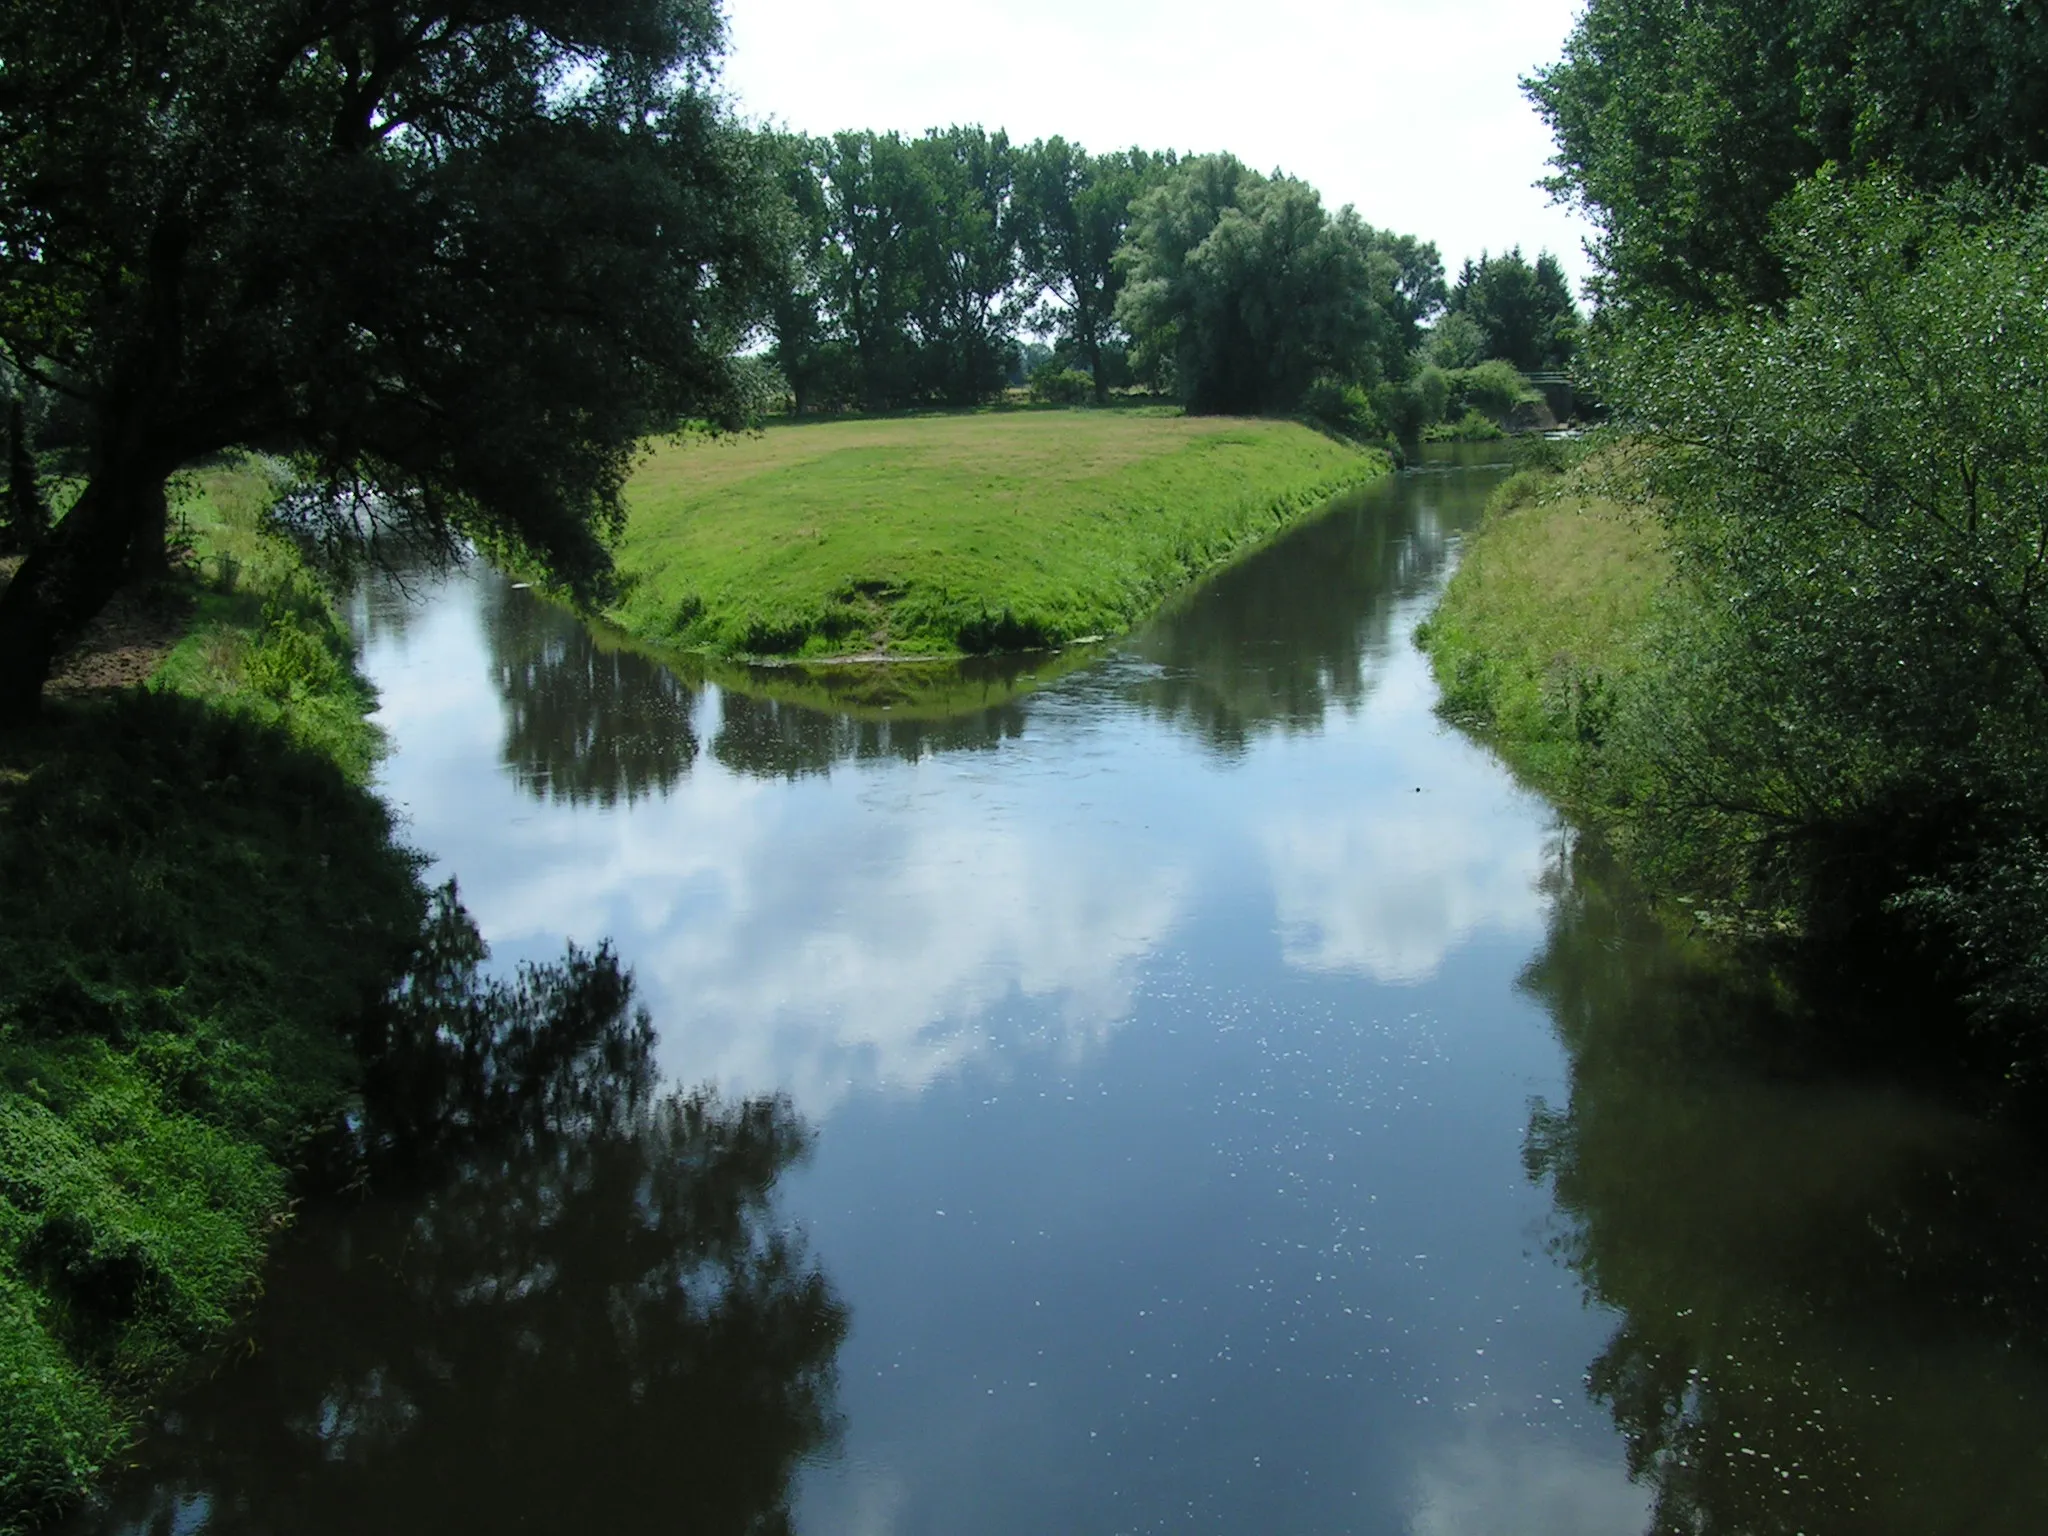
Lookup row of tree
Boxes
[755,127,1492,416]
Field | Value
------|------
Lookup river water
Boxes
[74,447,2048,1534]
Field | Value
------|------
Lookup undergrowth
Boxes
[0,455,423,1530]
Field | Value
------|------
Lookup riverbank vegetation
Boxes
[1417,446,1667,806]
[606,411,1388,659]
[0,457,723,1530]
[1421,0,2048,1081]
[0,468,425,1525]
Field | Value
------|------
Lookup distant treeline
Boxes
[745,126,1580,432]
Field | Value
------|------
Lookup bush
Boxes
[1425,408,1505,442]
[1447,360,1538,422]
[1029,368,1095,406]
[1301,376,1379,441]
[1593,176,2048,1059]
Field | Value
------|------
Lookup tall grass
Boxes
[1416,449,1671,808]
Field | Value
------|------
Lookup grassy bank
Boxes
[1416,453,1670,811]
[0,462,428,1531]
[605,409,1388,660]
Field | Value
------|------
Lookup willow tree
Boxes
[0,0,780,721]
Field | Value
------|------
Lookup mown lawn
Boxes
[606,409,1388,658]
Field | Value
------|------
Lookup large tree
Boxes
[1446,248,1578,372]
[1014,139,1173,403]
[0,0,781,721]
[1114,155,1395,416]
[1527,0,2048,309]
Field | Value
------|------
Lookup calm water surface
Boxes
[76,447,2048,1534]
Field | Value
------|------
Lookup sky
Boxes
[717,0,1599,297]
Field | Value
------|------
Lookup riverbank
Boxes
[1416,452,1669,815]
[0,464,428,1532]
[604,409,1389,661]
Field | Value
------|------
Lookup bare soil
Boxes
[0,557,193,696]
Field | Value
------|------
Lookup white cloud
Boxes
[1408,1410,1649,1536]
[719,0,1598,292]
[1265,793,1549,984]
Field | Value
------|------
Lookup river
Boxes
[72,446,2048,1534]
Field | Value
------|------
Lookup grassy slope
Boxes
[607,409,1388,658]
[0,461,424,1532]
[1416,461,1670,807]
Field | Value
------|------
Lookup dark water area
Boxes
[71,446,2048,1534]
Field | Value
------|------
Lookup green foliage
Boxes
[1528,0,2048,307]
[1446,360,1539,422]
[1422,311,1487,371]
[1113,154,1424,414]
[153,459,385,780]
[1302,377,1380,442]
[0,0,787,717]
[1,397,45,556]
[1015,140,1177,404]
[1415,366,1450,426]
[770,126,1027,412]
[1445,248,1579,371]
[606,411,1387,660]
[1587,178,2048,1047]
[1425,408,1507,443]
[1029,368,1096,406]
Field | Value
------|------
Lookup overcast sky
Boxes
[718,0,1599,297]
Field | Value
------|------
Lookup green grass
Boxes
[1416,456,1670,806]
[0,458,427,1532]
[154,460,385,780]
[605,409,1389,660]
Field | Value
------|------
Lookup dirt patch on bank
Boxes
[0,559,194,696]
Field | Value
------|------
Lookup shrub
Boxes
[1029,368,1095,406]
[1448,360,1538,422]
[1301,376,1379,441]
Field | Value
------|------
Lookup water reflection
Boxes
[449,446,1511,806]
[1123,487,1461,754]
[481,579,698,807]
[1524,840,2048,1534]
[79,928,846,1536]
[709,690,1024,781]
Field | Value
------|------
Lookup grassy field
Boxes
[1416,456,1670,807]
[605,409,1389,660]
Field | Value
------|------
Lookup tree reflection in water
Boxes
[710,688,1025,780]
[483,577,699,807]
[79,899,845,1536]
[1122,460,1486,756]
[1523,840,2048,1535]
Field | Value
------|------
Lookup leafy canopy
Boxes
[0,0,781,595]
[1528,0,2048,308]
[1598,176,2048,1044]
[1114,154,1412,416]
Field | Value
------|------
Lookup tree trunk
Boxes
[0,479,150,725]
[124,479,170,578]
[3,399,46,554]
[1085,331,1107,406]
